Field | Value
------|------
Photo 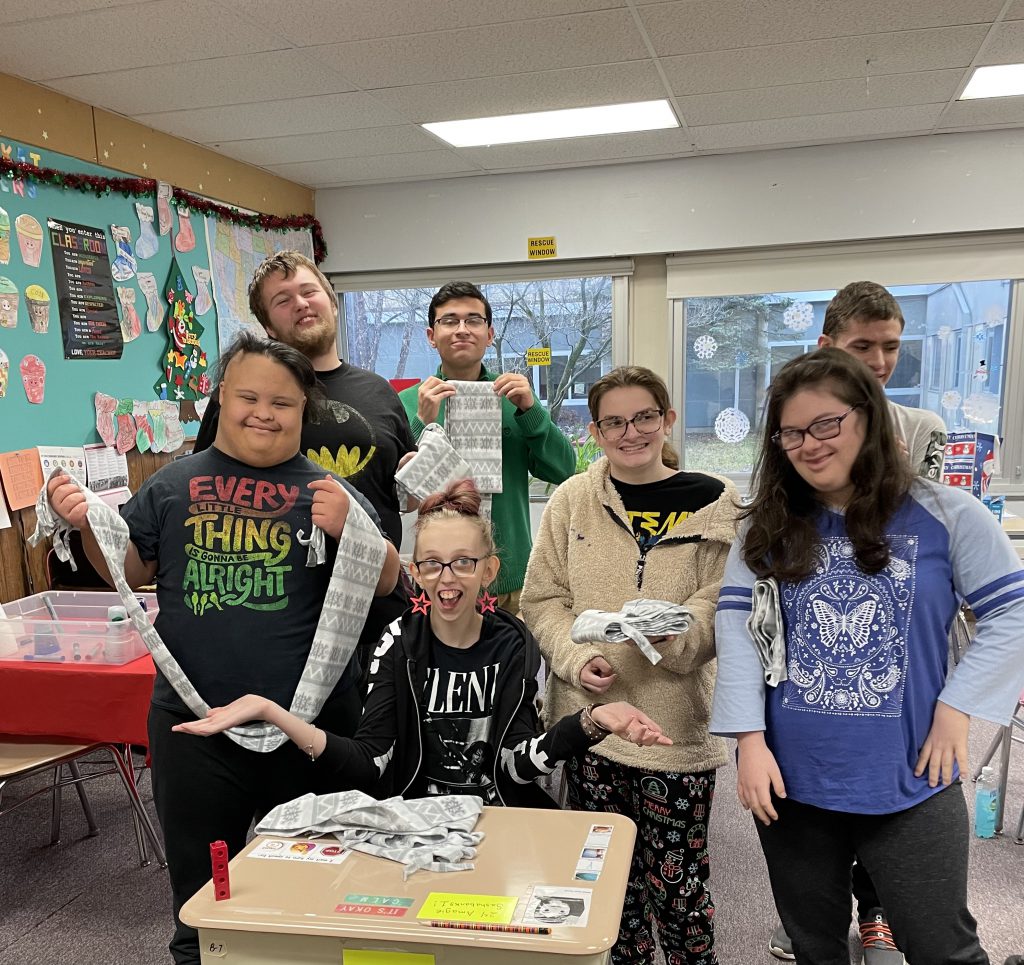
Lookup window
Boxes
[674,280,1013,477]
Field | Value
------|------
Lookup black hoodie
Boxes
[319,608,601,807]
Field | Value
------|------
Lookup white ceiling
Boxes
[3,0,1024,189]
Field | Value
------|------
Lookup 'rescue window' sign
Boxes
[527,236,557,259]
[526,347,552,366]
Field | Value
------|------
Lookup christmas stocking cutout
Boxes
[109,226,137,281]
[95,392,117,447]
[147,400,167,452]
[134,400,155,449]
[114,398,136,454]
[134,203,159,260]
[192,266,213,316]
[117,286,142,342]
[156,182,173,236]
[174,205,196,253]
[162,400,185,451]
[137,272,164,332]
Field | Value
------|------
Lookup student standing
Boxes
[522,366,740,965]
[711,348,1024,965]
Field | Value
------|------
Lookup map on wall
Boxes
[204,218,314,351]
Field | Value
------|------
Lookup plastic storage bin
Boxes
[0,590,158,665]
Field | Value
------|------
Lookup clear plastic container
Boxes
[0,590,157,665]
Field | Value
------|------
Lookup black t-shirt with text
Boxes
[611,471,724,551]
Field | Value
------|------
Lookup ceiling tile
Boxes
[977,19,1024,64]
[45,49,357,115]
[136,92,409,143]
[661,26,987,96]
[0,0,141,24]
[937,95,1024,127]
[267,151,480,187]
[370,62,665,123]
[318,9,648,89]
[212,126,442,166]
[234,0,624,46]
[1006,0,1024,19]
[675,70,962,127]
[638,0,1006,56]
[0,0,289,80]
[691,104,944,151]
[459,128,696,169]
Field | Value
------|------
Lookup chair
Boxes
[0,739,167,866]
[972,692,1024,842]
[45,530,109,591]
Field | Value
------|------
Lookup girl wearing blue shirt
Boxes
[711,348,1024,965]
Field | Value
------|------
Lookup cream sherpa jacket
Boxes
[521,458,740,774]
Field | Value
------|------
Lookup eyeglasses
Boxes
[413,556,487,579]
[434,314,489,330]
[595,408,665,441]
[771,403,864,451]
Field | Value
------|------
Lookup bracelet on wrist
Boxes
[580,703,611,740]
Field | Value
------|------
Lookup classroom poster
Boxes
[48,217,122,360]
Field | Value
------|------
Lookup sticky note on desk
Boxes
[416,892,517,924]
[344,953,434,965]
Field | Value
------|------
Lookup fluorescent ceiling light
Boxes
[422,100,679,147]
[960,64,1024,100]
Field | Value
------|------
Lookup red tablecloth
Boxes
[0,654,155,747]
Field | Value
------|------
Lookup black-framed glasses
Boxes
[412,556,487,579]
[771,403,865,451]
[595,408,665,441]
[434,314,489,330]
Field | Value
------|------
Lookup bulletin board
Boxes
[0,139,312,454]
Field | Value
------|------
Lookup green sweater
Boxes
[399,365,575,595]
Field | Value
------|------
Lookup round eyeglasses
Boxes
[595,409,665,442]
[771,403,864,451]
[413,556,486,579]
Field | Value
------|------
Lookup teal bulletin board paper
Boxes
[0,139,215,452]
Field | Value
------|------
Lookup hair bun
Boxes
[417,478,482,518]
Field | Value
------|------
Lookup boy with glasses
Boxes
[398,281,575,613]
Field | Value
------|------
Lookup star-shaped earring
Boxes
[410,590,431,615]
[477,590,498,614]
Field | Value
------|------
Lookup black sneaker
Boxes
[768,922,795,961]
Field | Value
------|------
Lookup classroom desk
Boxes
[0,653,155,746]
[181,806,636,965]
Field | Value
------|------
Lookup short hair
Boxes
[428,281,492,327]
[587,365,679,471]
[822,281,904,338]
[415,478,496,557]
[215,329,322,424]
[247,250,337,330]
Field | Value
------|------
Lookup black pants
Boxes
[148,690,361,965]
[757,783,989,965]
[850,860,880,920]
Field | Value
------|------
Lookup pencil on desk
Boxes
[420,921,551,935]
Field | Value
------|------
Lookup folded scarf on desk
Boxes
[571,599,693,666]
[255,789,484,878]
[748,577,787,687]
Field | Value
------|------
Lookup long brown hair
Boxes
[742,348,913,581]
[587,366,679,470]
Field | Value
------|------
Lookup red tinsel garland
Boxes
[0,155,327,263]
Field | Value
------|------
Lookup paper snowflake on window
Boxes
[940,389,961,410]
[985,304,1006,328]
[961,391,1000,424]
[974,328,988,343]
[714,406,750,444]
[783,301,815,332]
[693,334,718,360]
[937,325,953,340]
[735,349,750,367]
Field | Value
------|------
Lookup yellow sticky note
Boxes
[344,952,434,965]
[417,892,518,924]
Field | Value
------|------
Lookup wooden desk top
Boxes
[181,806,636,957]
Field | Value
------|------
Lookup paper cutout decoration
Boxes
[134,202,159,260]
[783,301,814,332]
[192,265,213,315]
[155,258,208,401]
[0,207,9,264]
[941,389,962,410]
[174,204,196,253]
[961,391,1000,424]
[133,400,155,452]
[714,406,751,444]
[985,304,1006,328]
[156,182,173,236]
[24,284,50,334]
[20,354,45,404]
[114,397,135,453]
[693,334,718,361]
[0,277,18,328]
[937,325,953,340]
[109,225,137,281]
[0,347,8,398]
[95,392,117,446]
[14,214,42,267]
[137,272,165,332]
[117,286,142,342]
[93,392,184,453]
[0,448,45,511]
